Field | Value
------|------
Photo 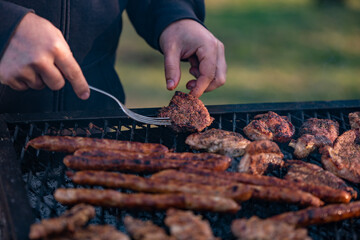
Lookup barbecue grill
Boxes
[1,100,360,240]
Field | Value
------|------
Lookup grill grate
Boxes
[2,100,360,239]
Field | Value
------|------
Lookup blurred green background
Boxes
[116,0,360,108]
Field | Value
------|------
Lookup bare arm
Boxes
[0,13,90,100]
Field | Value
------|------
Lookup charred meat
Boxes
[285,160,357,199]
[158,91,214,132]
[349,112,360,129]
[289,118,339,158]
[165,208,219,240]
[321,129,360,183]
[29,204,95,239]
[124,216,173,240]
[185,128,251,157]
[238,140,284,175]
[243,111,295,142]
[231,216,311,240]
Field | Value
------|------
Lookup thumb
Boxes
[163,48,181,90]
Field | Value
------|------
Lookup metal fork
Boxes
[89,86,171,126]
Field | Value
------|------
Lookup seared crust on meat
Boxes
[68,171,253,202]
[238,140,284,175]
[158,91,214,133]
[231,216,311,240]
[26,135,168,153]
[289,118,339,158]
[29,204,95,239]
[349,112,360,129]
[185,128,251,157]
[178,168,351,203]
[48,225,130,240]
[65,149,231,172]
[285,160,357,199]
[151,170,323,207]
[54,188,240,213]
[165,209,219,240]
[321,129,360,183]
[124,216,173,240]
[243,111,295,142]
[269,201,360,227]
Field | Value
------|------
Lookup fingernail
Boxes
[167,80,174,89]
[80,91,90,100]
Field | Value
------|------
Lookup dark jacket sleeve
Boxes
[126,0,205,51]
[0,1,32,59]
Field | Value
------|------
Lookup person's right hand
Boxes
[0,13,90,100]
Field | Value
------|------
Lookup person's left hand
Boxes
[159,19,227,98]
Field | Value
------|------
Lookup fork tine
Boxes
[89,85,171,126]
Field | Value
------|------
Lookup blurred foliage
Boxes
[116,0,360,108]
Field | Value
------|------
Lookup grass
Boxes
[115,0,360,108]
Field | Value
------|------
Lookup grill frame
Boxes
[1,99,360,240]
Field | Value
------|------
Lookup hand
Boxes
[0,13,90,100]
[159,19,227,97]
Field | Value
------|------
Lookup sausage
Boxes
[26,135,168,153]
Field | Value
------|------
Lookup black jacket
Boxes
[0,0,205,113]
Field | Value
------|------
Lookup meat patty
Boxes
[321,129,360,183]
[285,160,357,199]
[185,128,251,157]
[243,111,295,142]
[165,208,219,240]
[238,140,284,175]
[124,216,173,240]
[26,135,168,153]
[231,216,311,240]
[289,118,339,159]
[269,200,360,227]
[349,112,360,129]
[29,204,95,239]
[158,91,214,132]
[54,188,240,213]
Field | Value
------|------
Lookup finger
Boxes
[163,46,181,90]
[188,56,200,78]
[35,61,66,91]
[8,79,28,91]
[189,45,217,97]
[18,67,46,90]
[54,50,90,100]
[204,41,227,92]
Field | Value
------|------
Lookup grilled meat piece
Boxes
[321,129,360,183]
[54,188,240,213]
[178,168,351,203]
[289,118,339,158]
[269,200,360,227]
[238,140,284,175]
[165,208,219,240]
[349,112,360,129]
[151,170,323,207]
[285,160,357,199]
[26,135,168,153]
[65,149,231,172]
[29,204,95,239]
[158,91,214,132]
[185,128,251,157]
[243,111,295,142]
[68,171,253,202]
[48,225,129,240]
[231,216,311,240]
[124,216,173,240]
